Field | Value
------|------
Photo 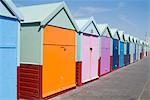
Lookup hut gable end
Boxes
[83,22,99,36]
[75,17,100,36]
[110,29,119,40]
[113,33,119,40]
[48,9,74,30]
[0,1,14,17]
[102,28,111,37]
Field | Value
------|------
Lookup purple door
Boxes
[82,35,91,83]
[90,36,99,80]
[100,37,110,75]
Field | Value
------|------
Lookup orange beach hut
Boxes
[17,2,79,99]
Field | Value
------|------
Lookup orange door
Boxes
[42,26,76,97]
[60,46,76,90]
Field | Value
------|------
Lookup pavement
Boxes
[52,57,150,100]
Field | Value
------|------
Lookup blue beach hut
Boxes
[0,0,23,99]
[118,31,124,67]
[110,29,120,70]
[124,34,130,65]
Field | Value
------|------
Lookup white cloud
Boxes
[73,6,112,17]
[119,15,139,36]
[81,7,112,13]
[119,15,136,27]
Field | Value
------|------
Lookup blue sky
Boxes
[12,0,149,40]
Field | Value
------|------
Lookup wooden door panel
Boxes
[100,37,110,75]
[61,46,76,89]
[82,35,90,83]
[43,45,75,97]
[43,45,64,97]
[90,36,99,79]
[112,39,118,70]
[44,26,75,45]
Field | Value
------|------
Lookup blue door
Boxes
[0,16,18,100]
[126,42,130,65]
[112,39,119,70]
[120,42,124,67]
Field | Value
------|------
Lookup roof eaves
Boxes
[98,24,112,37]
[41,2,63,26]
[90,17,101,36]
[80,17,100,36]
[118,31,124,41]
[79,18,92,32]
[2,0,24,21]
[124,34,130,42]
[110,28,119,39]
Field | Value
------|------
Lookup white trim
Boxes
[82,79,92,83]
[40,28,44,65]
[17,22,20,66]
[90,76,99,80]
[20,62,42,65]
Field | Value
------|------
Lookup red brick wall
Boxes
[110,56,113,72]
[76,61,82,86]
[17,64,42,100]
[124,55,126,66]
[140,53,142,59]
[98,57,101,77]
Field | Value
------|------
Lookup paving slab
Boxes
[51,57,150,100]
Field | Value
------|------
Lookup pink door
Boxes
[90,36,99,80]
[100,37,110,75]
[82,35,91,83]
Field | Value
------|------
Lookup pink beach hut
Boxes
[76,17,100,86]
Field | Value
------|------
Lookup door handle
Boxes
[90,48,92,51]
[60,47,66,51]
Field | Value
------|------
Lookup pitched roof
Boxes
[136,38,141,44]
[118,31,124,42]
[75,17,100,35]
[129,36,135,43]
[124,34,130,42]
[19,2,61,23]
[134,37,137,43]
[19,1,79,31]
[140,40,143,45]
[143,41,147,46]
[97,24,108,33]
[97,24,112,37]
[1,0,24,21]
[110,28,119,40]
[75,18,89,30]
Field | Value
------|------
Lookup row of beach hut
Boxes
[0,0,150,99]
